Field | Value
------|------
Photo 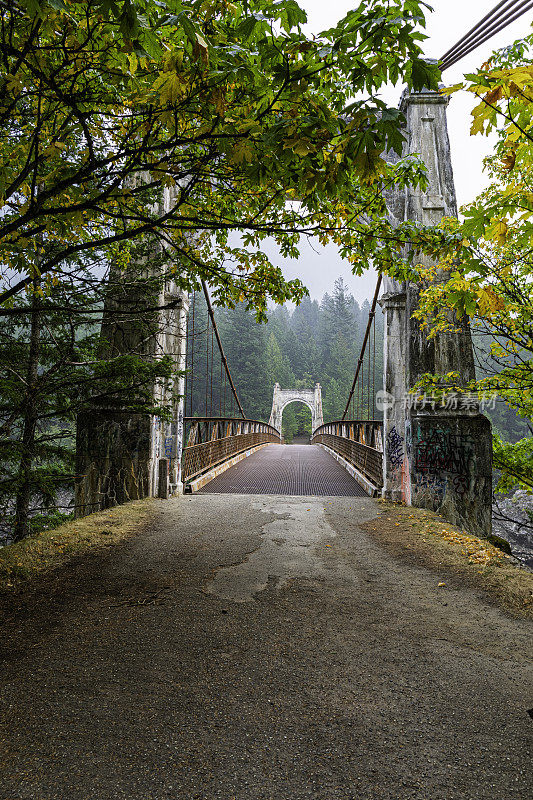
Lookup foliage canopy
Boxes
[1,0,440,316]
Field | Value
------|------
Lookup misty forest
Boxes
[187,276,527,445]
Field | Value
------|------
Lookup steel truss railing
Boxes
[311,419,384,490]
[182,417,281,485]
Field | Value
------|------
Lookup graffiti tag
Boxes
[387,426,404,469]
[413,429,475,498]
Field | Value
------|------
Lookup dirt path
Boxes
[0,494,532,800]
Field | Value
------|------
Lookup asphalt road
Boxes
[1,494,532,799]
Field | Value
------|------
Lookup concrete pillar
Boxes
[382,88,492,537]
[269,383,282,431]
[314,383,324,429]
[75,185,188,516]
[149,281,189,500]
[380,279,409,503]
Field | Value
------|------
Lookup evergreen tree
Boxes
[219,303,269,420]
[185,291,210,417]
[291,296,320,333]
[0,271,173,541]
[323,378,345,421]
[332,278,357,342]
[265,334,295,393]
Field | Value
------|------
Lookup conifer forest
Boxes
[186,277,384,441]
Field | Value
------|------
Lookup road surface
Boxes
[0,494,531,799]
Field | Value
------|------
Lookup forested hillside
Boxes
[186,277,384,441]
[186,275,528,444]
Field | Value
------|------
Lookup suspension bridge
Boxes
[179,276,384,498]
[4,7,533,799]
[74,0,533,542]
[76,84,492,538]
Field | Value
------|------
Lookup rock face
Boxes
[381,87,493,538]
[493,490,533,567]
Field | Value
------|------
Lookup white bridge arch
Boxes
[269,383,323,434]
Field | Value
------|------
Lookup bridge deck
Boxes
[198,443,366,496]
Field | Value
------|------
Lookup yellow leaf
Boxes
[470,114,486,136]
[440,83,464,96]
[505,124,523,143]
[494,219,508,245]
[230,141,253,164]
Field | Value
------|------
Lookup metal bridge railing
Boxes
[182,417,281,485]
[311,419,384,490]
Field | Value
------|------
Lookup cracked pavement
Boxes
[0,493,532,799]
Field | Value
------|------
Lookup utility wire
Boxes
[440,0,533,71]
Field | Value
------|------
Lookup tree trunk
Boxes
[13,279,42,542]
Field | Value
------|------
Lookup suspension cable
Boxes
[441,0,523,64]
[205,311,209,416]
[342,274,382,421]
[189,288,195,417]
[440,0,533,71]
[442,3,533,71]
[201,280,246,419]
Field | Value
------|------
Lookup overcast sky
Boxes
[265,0,532,303]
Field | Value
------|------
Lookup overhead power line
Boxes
[439,0,533,71]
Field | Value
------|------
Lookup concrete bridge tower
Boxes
[75,187,188,515]
[381,87,492,536]
[269,383,323,434]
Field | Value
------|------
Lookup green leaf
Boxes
[409,58,440,92]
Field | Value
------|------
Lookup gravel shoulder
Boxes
[0,494,532,800]
[362,500,533,618]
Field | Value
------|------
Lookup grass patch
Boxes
[0,499,155,594]
[363,500,533,618]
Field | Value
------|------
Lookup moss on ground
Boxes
[362,500,533,618]
[0,499,154,594]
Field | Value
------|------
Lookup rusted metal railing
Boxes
[311,419,384,489]
[183,417,281,485]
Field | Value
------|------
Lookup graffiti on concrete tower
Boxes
[386,426,404,469]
